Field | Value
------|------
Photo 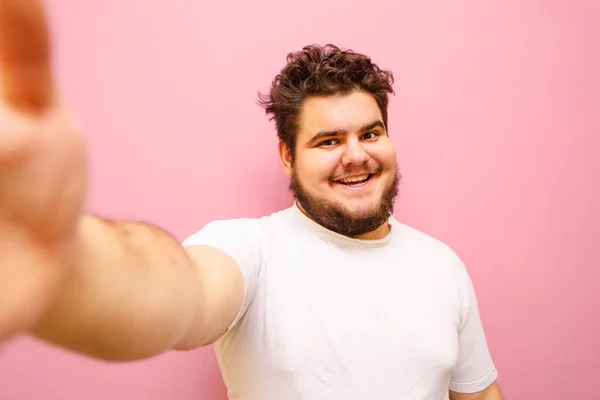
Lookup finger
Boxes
[0,0,54,112]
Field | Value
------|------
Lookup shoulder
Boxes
[181,206,294,247]
[393,220,464,265]
[181,217,261,247]
[392,220,472,292]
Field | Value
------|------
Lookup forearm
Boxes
[30,214,201,361]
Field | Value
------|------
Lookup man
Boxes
[0,1,502,399]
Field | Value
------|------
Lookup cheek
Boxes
[371,145,397,168]
[303,153,340,181]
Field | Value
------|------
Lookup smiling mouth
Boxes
[334,174,374,186]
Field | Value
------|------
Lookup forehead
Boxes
[297,91,383,138]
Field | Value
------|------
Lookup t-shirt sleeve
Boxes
[449,259,499,393]
[181,218,265,331]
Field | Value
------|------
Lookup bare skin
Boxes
[0,0,88,342]
[0,0,244,360]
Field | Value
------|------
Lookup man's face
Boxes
[279,90,400,239]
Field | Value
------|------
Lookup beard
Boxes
[289,165,400,238]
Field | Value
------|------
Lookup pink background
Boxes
[1,0,598,399]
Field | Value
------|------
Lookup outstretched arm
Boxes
[32,216,245,361]
[0,0,244,361]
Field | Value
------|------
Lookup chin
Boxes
[336,192,384,210]
[337,199,379,216]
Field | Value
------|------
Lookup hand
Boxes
[0,0,87,342]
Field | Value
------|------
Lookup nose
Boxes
[341,139,370,166]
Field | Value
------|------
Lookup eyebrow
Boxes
[305,120,386,146]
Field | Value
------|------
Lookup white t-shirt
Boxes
[182,204,498,400]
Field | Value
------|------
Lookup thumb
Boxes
[0,0,54,113]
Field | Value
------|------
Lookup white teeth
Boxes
[339,174,369,184]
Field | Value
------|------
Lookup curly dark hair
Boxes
[257,44,395,160]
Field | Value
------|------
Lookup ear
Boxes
[278,141,293,177]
